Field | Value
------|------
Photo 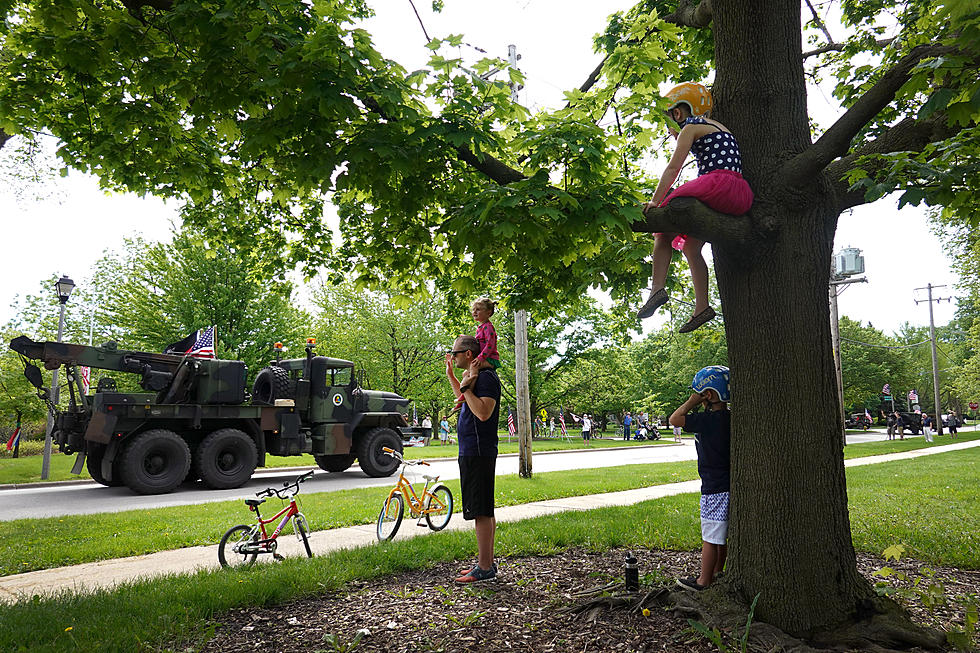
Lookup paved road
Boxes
[0,430,901,522]
[0,441,702,521]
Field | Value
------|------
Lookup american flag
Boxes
[507,409,516,438]
[80,366,91,394]
[559,410,567,436]
[908,389,918,403]
[187,326,216,359]
[865,408,873,423]
[882,383,890,395]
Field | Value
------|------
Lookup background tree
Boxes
[311,283,455,417]
[2,0,978,643]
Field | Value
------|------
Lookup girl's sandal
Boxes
[678,306,716,333]
[636,288,669,319]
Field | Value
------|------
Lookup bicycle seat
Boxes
[422,474,438,482]
[245,498,266,507]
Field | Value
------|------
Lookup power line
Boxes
[839,337,929,350]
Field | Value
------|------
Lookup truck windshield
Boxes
[332,368,352,386]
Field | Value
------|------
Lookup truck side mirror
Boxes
[23,363,44,390]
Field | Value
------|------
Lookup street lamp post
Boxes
[40,275,74,480]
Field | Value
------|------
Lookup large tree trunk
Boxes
[711,0,871,636]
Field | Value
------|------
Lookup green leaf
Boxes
[882,544,905,562]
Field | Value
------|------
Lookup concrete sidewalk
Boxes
[4,439,978,603]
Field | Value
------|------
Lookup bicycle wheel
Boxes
[294,514,313,558]
[424,485,454,531]
[376,492,404,541]
[218,524,259,568]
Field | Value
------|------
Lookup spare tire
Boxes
[252,366,293,405]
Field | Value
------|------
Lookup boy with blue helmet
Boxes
[669,365,731,591]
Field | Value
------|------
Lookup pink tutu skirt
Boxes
[657,169,753,250]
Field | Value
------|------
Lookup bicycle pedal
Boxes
[273,553,285,561]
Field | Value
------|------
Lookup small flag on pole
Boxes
[5,425,21,451]
[882,383,891,395]
[80,366,91,395]
[559,410,567,436]
[865,408,873,423]
[165,326,217,359]
[507,409,516,439]
[908,389,918,404]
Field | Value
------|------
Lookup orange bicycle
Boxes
[376,447,453,541]
[218,470,314,568]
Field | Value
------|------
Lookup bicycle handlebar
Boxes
[381,446,429,466]
[257,470,314,500]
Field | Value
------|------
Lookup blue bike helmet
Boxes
[692,365,730,402]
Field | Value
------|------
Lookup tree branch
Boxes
[804,0,835,45]
[826,113,969,212]
[632,197,753,249]
[361,96,525,185]
[802,38,894,60]
[782,44,958,187]
[454,146,526,185]
[663,0,713,28]
[0,128,11,152]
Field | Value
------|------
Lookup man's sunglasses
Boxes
[447,349,468,355]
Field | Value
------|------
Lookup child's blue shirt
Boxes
[684,408,731,494]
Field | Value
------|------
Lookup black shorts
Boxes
[459,455,496,520]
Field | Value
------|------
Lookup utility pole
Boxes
[829,249,866,447]
[914,283,951,436]
[507,44,532,478]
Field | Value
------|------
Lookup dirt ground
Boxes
[198,548,979,653]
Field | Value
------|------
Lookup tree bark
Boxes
[710,0,872,636]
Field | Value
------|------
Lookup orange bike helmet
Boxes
[664,82,713,117]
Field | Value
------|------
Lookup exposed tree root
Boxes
[562,579,947,652]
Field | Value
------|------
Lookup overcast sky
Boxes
[0,0,961,333]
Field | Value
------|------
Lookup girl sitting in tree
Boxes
[638,82,754,333]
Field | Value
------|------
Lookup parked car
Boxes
[845,413,872,430]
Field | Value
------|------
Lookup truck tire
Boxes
[86,444,123,487]
[356,427,402,477]
[252,366,292,405]
[120,429,191,495]
[196,428,258,490]
[313,453,356,473]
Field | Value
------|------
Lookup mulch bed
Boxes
[198,549,979,653]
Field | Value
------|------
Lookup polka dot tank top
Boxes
[683,117,743,175]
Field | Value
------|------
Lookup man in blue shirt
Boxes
[445,335,501,583]
[623,411,633,440]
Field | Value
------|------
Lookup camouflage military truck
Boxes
[10,336,417,495]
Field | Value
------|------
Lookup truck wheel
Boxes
[120,429,191,495]
[356,427,402,477]
[196,429,258,490]
[252,366,292,405]
[313,453,356,473]
[86,444,123,487]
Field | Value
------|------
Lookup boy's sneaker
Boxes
[455,565,497,584]
[676,577,706,591]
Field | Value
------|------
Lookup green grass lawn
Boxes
[3,434,978,577]
[0,461,699,577]
[1,447,977,652]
